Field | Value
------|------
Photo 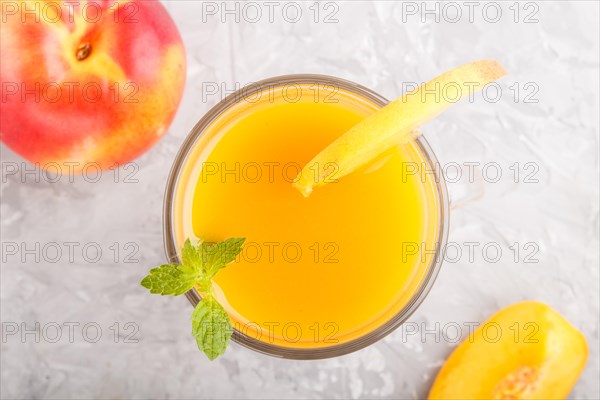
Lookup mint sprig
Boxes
[141,237,245,360]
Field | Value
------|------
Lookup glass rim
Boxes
[163,74,450,360]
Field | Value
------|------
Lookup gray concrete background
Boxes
[1,1,599,399]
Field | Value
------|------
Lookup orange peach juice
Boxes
[172,83,441,348]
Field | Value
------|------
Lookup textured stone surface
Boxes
[1,1,599,399]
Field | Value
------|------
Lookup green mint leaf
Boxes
[201,237,246,279]
[180,238,207,288]
[181,238,203,273]
[191,295,232,360]
[140,264,195,296]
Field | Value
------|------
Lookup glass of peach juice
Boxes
[164,75,449,359]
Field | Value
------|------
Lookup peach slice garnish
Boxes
[293,60,507,197]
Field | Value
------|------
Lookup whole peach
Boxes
[0,0,186,171]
